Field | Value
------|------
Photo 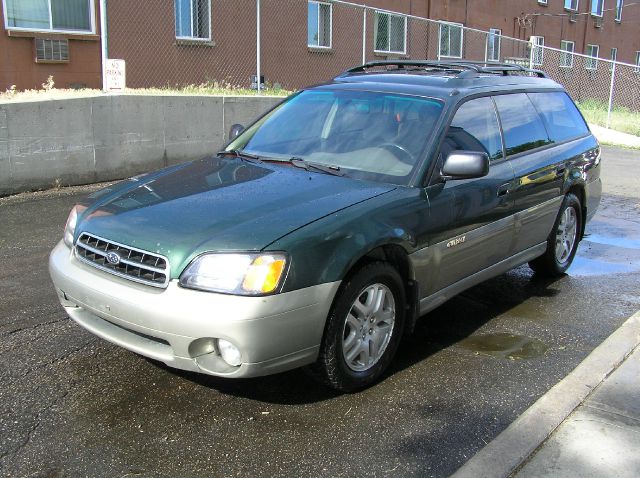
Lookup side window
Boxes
[442,97,503,162]
[493,93,551,156]
[528,92,589,143]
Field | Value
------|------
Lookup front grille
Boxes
[75,232,170,288]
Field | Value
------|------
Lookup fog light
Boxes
[217,339,242,367]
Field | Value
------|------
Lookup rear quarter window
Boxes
[493,93,551,156]
[528,92,590,143]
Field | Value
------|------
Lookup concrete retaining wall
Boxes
[0,95,283,196]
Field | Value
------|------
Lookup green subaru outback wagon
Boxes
[49,61,602,391]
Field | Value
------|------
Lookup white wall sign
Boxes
[104,59,126,92]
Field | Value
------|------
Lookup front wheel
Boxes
[308,262,405,392]
[529,193,582,277]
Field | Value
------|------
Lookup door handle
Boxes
[497,183,510,197]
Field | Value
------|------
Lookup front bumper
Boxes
[49,241,340,377]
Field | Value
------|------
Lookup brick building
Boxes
[2,1,638,92]
[0,0,102,90]
[103,0,640,90]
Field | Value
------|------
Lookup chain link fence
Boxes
[104,0,640,126]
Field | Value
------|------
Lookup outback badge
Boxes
[446,236,466,248]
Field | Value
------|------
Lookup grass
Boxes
[576,99,640,137]
[0,80,291,103]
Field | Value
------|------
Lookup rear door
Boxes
[495,92,589,253]
[419,96,515,296]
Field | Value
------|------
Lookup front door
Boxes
[413,96,516,297]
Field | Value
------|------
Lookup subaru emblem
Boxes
[106,251,121,265]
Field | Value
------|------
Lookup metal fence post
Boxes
[607,61,617,129]
[362,6,367,65]
[256,0,261,94]
[100,0,108,92]
[529,37,534,70]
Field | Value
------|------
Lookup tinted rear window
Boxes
[528,92,590,143]
[494,93,551,156]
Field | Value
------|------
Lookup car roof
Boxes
[314,61,564,101]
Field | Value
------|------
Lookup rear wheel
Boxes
[309,262,405,392]
[529,193,582,277]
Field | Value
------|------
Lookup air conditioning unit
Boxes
[569,12,578,23]
[594,17,603,28]
[34,38,69,62]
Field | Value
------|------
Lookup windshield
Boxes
[227,89,444,185]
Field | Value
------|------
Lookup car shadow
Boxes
[151,265,561,404]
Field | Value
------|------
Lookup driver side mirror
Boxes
[441,151,490,180]
[228,124,245,141]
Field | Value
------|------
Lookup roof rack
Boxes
[337,60,548,79]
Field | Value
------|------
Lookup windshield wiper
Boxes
[216,149,262,164]
[289,157,344,177]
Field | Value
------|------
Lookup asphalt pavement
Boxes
[1,146,639,478]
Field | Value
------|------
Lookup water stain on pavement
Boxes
[568,215,640,277]
[459,333,549,360]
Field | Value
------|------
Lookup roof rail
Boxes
[337,60,548,79]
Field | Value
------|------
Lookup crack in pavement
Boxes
[1,316,69,338]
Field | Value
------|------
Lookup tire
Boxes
[529,193,582,277]
[308,261,405,392]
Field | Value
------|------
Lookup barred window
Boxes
[486,29,501,62]
[374,11,406,54]
[439,22,463,59]
[530,36,544,66]
[308,1,332,48]
[586,44,599,70]
[560,40,575,68]
[175,0,211,40]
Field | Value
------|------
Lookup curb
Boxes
[450,310,640,478]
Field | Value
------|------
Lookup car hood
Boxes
[76,157,395,277]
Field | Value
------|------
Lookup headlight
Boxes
[179,253,288,295]
[63,205,87,248]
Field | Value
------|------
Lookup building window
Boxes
[530,36,544,66]
[586,44,599,70]
[564,0,579,10]
[374,11,407,54]
[635,51,640,73]
[538,0,548,4]
[4,0,94,33]
[308,1,332,48]
[615,0,623,21]
[610,47,617,70]
[486,29,501,62]
[560,40,575,68]
[175,0,211,40]
[439,22,463,59]
[591,0,604,17]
